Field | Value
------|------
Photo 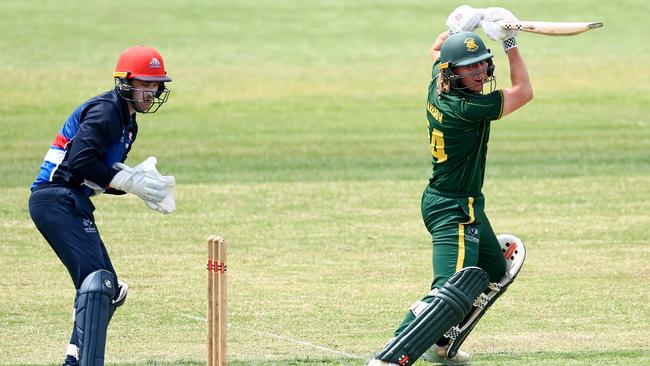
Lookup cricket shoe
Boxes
[421,344,470,365]
[62,355,79,366]
[62,344,79,366]
[366,358,399,366]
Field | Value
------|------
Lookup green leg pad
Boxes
[376,267,489,365]
[445,234,526,358]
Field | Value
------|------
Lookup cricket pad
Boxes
[75,270,116,366]
[375,266,489,366]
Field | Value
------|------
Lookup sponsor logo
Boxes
[149,57,161,69]
[504,241,518,260]
[104,279,113,289]
[398,354,410,365]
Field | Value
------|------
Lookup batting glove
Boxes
[446,5,485,34]
[482,7,519,52]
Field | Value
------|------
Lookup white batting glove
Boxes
[110,162,167,203]
[482,7,519,52]
[446,5,485,34]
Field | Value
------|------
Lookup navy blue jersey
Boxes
[32,88,137,196]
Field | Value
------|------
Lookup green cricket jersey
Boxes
[425,59,504,196]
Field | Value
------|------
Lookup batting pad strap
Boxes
[445,281,505,358]
[409,300,429,317]
[409,289,438,317]
[473,293,490,310]
[444,325,462,341]
[112,280,128,307]
[375,267,489,366]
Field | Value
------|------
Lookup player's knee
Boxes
[79,269,117,296]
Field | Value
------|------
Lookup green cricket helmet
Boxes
[438,31,495,94]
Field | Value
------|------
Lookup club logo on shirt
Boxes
[464,38,479,52]
[82,219,97,233]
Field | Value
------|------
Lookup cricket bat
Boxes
[497,21,603,36]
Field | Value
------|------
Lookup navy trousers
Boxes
[29,185,117,349]
[29,185,117,288]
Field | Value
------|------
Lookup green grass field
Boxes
[1,0,649,365]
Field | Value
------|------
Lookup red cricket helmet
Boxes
[114,46,172,82]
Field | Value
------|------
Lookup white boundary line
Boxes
[181,314,366,360]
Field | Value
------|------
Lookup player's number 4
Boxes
[431,128,447,163]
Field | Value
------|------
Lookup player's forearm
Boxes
[501,47,533,116]
[430,31,449,61]
[507,47,533,100]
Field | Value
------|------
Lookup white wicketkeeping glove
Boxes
[135,157,176,215]
[481,7,519,52]
[110,161,167,203]
[144,176,176,214]
[446,5,485,34]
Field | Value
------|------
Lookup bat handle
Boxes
[501,23,523,31]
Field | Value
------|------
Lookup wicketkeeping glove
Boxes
[110,162,167,203]
[133,157,176,215]
[446,5,485,34]
[144,175,176,214]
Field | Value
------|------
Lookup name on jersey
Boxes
[427,101,443,123]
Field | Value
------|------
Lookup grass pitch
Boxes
[1,0,649,365]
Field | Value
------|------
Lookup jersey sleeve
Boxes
[432,59,440,80]
[455,89,504,123]
[67,102,123,187]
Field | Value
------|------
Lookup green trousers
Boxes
[394,186,506,336]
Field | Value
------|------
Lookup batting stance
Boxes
[368,5,532,366]
[28,46,174,366]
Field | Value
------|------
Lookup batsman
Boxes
[368,5,532,366]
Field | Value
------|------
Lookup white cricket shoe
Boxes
[367,358,399,366]
[421,344,471,365]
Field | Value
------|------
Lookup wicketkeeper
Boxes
[368,5,533,366]
[28,46,175,366]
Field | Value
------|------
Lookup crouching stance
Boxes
[28,45,173,365]
[369,5,533,366]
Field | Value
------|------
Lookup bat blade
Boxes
[497,21,603,36]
